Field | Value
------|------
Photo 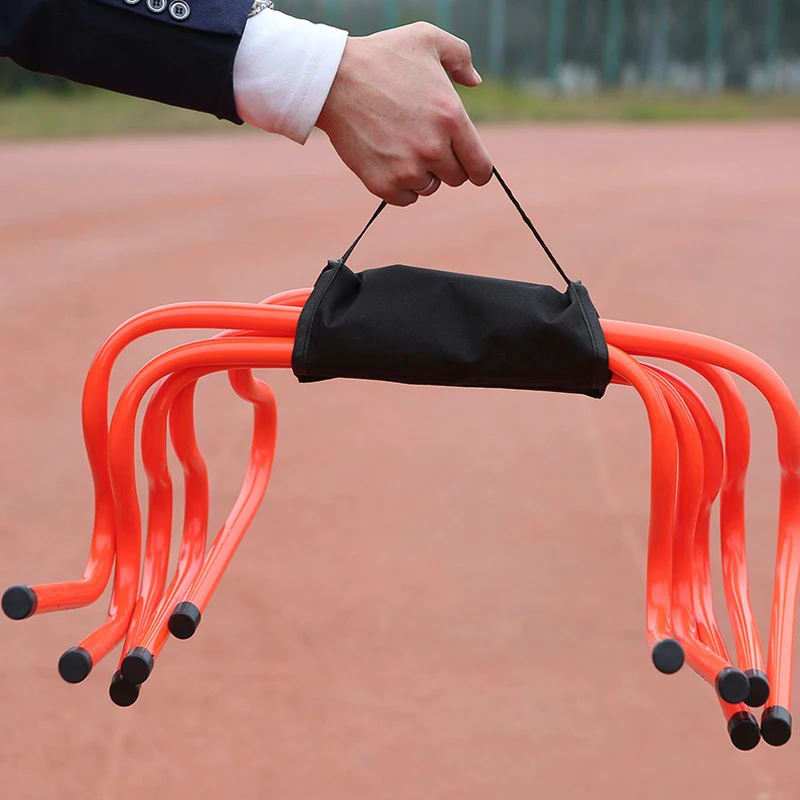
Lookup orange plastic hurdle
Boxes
[603,319,800,747]
[606,346,681,674]
[64,338,293,680]
[685,362,768,704]
[647,366,760,750]
[110,367,280,706]
[0,304,300,621]
[4,293,797,743]
[3,175,798,753]
[119,290,311,691]
[647,368,749,703]
[110,376,211,705]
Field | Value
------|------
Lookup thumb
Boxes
[434,29,482,87]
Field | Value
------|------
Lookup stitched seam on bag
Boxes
[295,369,554,388]
[571,283,605,395]
[296,262,342,377]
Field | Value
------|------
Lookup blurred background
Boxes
[3,0,800,137]
[300,0,800,92]
[2,3,800,800]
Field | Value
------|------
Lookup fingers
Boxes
[415,175,442,197]
[388,174,441,206]
[385,189,420,208]
[321,21,492,206]
[428,149,469,188]
[368,173,444,207]
[369,127,491,204]
[451,117,494,186]
[425,100,492,187]
[371,120,489,205]
[431,27,482,88]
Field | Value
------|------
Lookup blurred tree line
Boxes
[2,0,799,95]
[292,0,800,91]
[0,60,83,94]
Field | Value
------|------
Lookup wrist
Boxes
[233,10,348,144]
[316,35,379,137]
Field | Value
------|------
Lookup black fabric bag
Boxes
[291,170,612,400]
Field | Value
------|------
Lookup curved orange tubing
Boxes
[3,278,794,748]
[68,339,293,672]
[648,368,748,703]
[176,368,278,621]
[680,362,766,697]
[615,354,765,699]
[116,367,278,690]
[118,290,309,686]
[606,345,682,673]
[112,369,213,688]
[14,304,300,616]
[646,365,759,747]
[603,319,800,742]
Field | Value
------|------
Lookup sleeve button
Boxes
[168,0,191,20]
[146,0,167,13]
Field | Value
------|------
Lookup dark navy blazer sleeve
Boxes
[0,0,254,123]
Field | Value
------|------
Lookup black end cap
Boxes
[727,710,761,751]
[744,669,771,708]
[121,647,154,685]
[58,646,93,684]
[651,639,684,674]
[109,670,140,707]
[2,585,37,620]
[761,706,792,747]
[716,667,751,704]
[169,601,201,640]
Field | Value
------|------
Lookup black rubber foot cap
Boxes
[58,647,93,684]
[109,670,140,707]
[716,667,751,704]
[744,669,770,708]
[727,710,761,751]
[121,647,154,685]
[169,601,201,640]
[2,585,37,620]
[651,639,684,674]
[761,706,792,747]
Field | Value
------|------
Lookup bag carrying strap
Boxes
[340,167,572,287]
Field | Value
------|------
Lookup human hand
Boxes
[315,22,493,207]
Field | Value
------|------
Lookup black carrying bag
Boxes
[291,170,612,400]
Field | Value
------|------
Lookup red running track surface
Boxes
[1,124,799,799]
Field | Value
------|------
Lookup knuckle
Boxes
[411,21,436,40]
[393,165,419,187]
[436,100,463,129]
[417,138,445,164]
[379,181,399,201]
[363,174,389,199]
[456,36,472,62]
[442,31,472,65]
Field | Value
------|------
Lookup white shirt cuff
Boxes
[233,9,348,145]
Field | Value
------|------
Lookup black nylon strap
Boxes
[340,168,571,287]
[491,167,571,286]
[341,200,387,263]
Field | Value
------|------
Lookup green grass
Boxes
[2,83,800,140]
[458,80,800,123]
[0,90,233,139]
